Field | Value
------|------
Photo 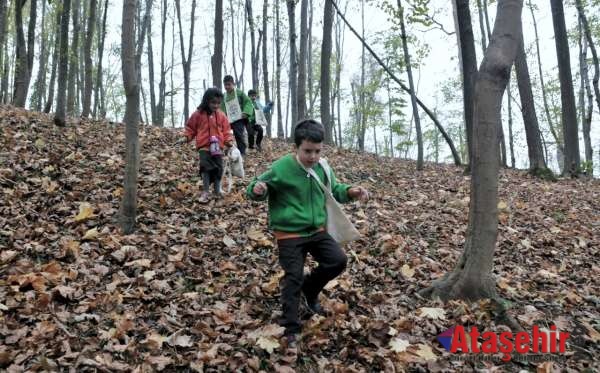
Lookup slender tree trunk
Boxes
[578,12,593,173]
[335,12,344,147]
[261,0,272,135]
[275,0,284,138]
[514,30,549,174]
[32,0,48,111]
[147,11,157,124]
[229,0,238,83]
[157,0,167,125]
[358,0,366,151]
[239,2,247,89]
[246,0,259,90]
[550,0,580,177]
[575,0,600,116]
[175,0,196,122]
[422,0,523,302]
[212,0,223,89]
[320,0,334,143]
[307,0,313,117]
[93,0,108,118]
[454,0,476,166]
[0,0,8,104]
[66,0,80,115]
[54,0,71,126]
[170,11,175,127]
[13,0,36,107]
[297,0,308,120]
[476,0,487,52]
[398,0,423,170]
[507,79,515,167]
[44,2,62,113]
[387,76,393,158]
[287,0,298,127]
[121,0,140,234]
[81,0,97,117]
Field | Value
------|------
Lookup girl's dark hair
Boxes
[198,88,224,113]
[293,119,325,146]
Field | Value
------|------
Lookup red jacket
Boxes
[184,110,233,149]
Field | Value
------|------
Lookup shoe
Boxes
[302,293,325,316]
[285,333,300,349]
[199,192,210,204]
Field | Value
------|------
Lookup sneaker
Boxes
[199,192,210,204]
[302,294,326,316]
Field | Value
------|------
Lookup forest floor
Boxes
[1,106,599,372]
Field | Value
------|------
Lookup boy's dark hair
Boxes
[198,88,224,113]
[293,119,325,146]
[248,89,257,96]
[223,75,235,84]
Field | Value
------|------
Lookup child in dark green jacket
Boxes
[247,119,369,345]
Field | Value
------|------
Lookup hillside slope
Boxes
[1,107,599,371]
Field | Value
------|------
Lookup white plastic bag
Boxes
[230,147,245,178]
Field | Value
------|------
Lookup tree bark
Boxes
[157,0,167,125]
[578,12,593,173]
[175,0,196,122]
[13,0,36,107]
[358,0,365,151]
[121,0,140,234]
[147,9,157,124]
[261,0,272,135]
[246,0,260,91]
[32,0,48,111]
[229,0,238,84]
[0,0,8,104]
[66,0,80,115]
[320,0,334,143]
[421,0,523,302]
[398,0,423,170]
[54,0,71,126]
[550,0,580,177]
[514,31,549,174]
[575,0,600,119]
[44,2,62,113]
[476,0,487,52]
[297,0,308,120]
[94,0,108,118]
[506,78,515,167]
[287,0,298,127]
[275,0,284,138]
[454,0,477,166]
[81,0,97,117]
[212,0,223,89]
[307,0,313,117]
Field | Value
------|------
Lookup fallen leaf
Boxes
[82,228,100,241]
[389,338,410,353]
[223,235,236,248]
[124,259,152,268]
[256,336,279,353]
[167,333,193,348]
[74,202,96,222]
[413,344,437,361]
[417,307,446,320]
[401,264,415,279]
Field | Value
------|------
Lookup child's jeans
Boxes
[277,231,347,335]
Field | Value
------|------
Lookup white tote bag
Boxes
[302,158,360,244]
[225,95,243,123]
[254,108,268,127]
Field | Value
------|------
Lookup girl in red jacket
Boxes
[179,88,234,203]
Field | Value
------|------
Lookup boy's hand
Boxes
[253,181,267,196]
[348,186,369,201]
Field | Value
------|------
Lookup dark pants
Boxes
[248,123,264,150]
[231,119,248,155]
[277,231,347,335]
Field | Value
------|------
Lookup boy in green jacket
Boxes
[221,75,254,155]
[247,119,369,345]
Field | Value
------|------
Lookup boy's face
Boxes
[295,140,322,168]
[209,97,221,112]
[249,94,257,102]
[224,81,235,93]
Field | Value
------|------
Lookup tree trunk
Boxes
[506,78,515,167]
[175,0,196,122]
[297,0,308,120]
[550,0,580,177]
[246,0,259,91]
[94,0,108,118]
[239,2,247,89]
[212,0,223,89]
[307,0,313,117]
[358,0,365,152]
[66,0,79,115]
[331,0,461,165]
[54,0,71,126]
[287,0,298,127]
[157,0,167,125]
[275,0,284,138]
[136,0,152,124]
[575,0,600,118]
[147,10,157,124]
[387,76,393,158]
[455,0,477,166]
[13,0,36,107]
[476,0,487,52]
[32,0,48,111]
[229,0,238,84]
[320,0,334,143]
[0,0,8,104]
[121,0,140,234]
[398,0,423,170]
[335,9,344,148]
[578,12,593,173]
[81,0,97,117]
[514,31,549,174]
[421,0,523,302]
[44,2,62,113]
[261,0,272,135]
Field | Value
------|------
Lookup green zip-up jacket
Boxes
[247,154,352,236]
[221,88,254,122]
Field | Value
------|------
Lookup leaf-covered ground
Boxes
[1,106,599,372]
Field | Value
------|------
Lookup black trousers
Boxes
[247,123,264,149]
[277,231,347,334]
[231,119,248,155]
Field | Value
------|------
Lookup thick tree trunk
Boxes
[44,2,62,113]
[320,0,334,143]
[66,0,80,115]
[550,0,580,177]
[212,0,223,89]
[81,0,97,117]
[121,0,140,234]
[514,31,549,174]
[94,0,108,118]
[287,0,298,127]
[54,0,71,126]
[275,0,284,138]
[13,0,36,107]
[261,0,272,135]
[421,0,523,302]
[175,0,196,122]
[398,0,423,170]
[32,0,48,111]
[297,0,308,120]
[455,0,477,166]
